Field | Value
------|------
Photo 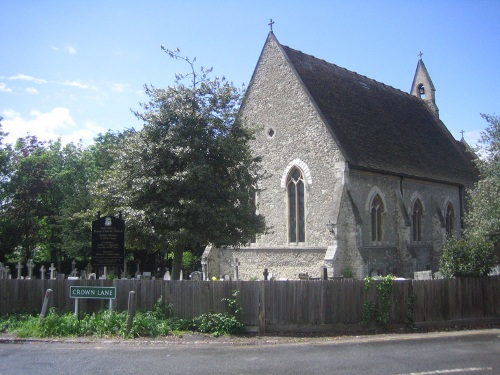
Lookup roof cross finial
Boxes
[460,130,465,140]
[268,18,274,32]
[418,51,424,60]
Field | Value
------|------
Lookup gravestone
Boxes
[231,257,240,281]
[190,271,202,281]
[26,259,35,279]
[163,270,171,280]
[263,268,269,281]
[85,263,93,279]
[0,263,4,279]
[4,266,11,279]
[49,263,57,279]
[414,270,433,280]
[16,262,23,279]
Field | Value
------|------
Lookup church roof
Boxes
[276,36,477,186]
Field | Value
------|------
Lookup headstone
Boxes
[26,259,35,279]
[70,260,78,277]
[135,261,141,278]
[180,270,183,280]
[0,262,4,279]
[85,263,93,279]
[201,256,208,280]
[163,270,171,281]
[39,264,46,280]
[80,270,86,280]
[49,263,57,279]
[190,271,202,281]
[16,262,24,279]
[142,272,151,279]
[231,257,240,281]
[5,266,11,279]
[263,268,269,281]
[414,270,432,280]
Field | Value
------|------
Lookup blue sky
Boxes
[1,1,499,147]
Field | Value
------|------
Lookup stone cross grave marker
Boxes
[49,263,57,279]
[5,266,11,279]
[16,262,24,279]
[231,257,240,281]
[26,259,35,279]
[39,264,46,280]
[70,260,77,277]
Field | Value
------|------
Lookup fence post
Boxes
[39,289,53,320]
[126,291,136,334]
[259,281,266,334]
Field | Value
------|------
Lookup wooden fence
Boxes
[1,276,499,332]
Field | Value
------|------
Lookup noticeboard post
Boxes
[92,214,125,269]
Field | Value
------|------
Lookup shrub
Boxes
[439,236,496,278]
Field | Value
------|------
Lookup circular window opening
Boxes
[267,128,275,138]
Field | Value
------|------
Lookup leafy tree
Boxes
[439,114,500,277]
[93,49,266,279]
[2,135,51,261]
[439,236,496,278]
[465,114,500,245]
[0,118,14,262]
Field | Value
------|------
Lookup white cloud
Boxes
[2,108,72,144]
[0,83,12,92]
[66,46,77,55]
[26,87,39,94]
[5,74,47,84]
[63,81,89,89]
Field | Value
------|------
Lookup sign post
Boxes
[70,286,117,318]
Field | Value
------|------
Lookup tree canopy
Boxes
[465,114,500,244]
[439,114,500,278]
[90,50,266,279]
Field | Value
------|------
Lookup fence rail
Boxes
[1,276,499,331]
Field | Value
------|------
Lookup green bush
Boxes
[439,236,496,278]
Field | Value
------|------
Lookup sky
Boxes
[1,1,499,148]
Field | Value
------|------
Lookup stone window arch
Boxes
[445,202,455,237]
[412,199,424,241]
[287,167,305,243]
[371,194,385,242]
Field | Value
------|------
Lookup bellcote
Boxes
[410,58,439,118]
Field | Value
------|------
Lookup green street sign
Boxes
[70,286,116,299]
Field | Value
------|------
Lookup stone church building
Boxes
[203,32,477,280]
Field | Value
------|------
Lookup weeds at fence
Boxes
[0,290,244,339]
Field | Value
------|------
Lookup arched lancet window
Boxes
[413,199,424,241]
[287,167,305,243]
[371,194,384,242]
[445,203,454,237]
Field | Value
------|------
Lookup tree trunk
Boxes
[171,247,183,280]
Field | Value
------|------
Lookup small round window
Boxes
[267,128,276,138]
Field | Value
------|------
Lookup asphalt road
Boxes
[0,329,498,375]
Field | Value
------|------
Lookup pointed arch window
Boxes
[371,194,384,242]
[287,167,305,243]
[445,203,455,237]
[412,199,424,241]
